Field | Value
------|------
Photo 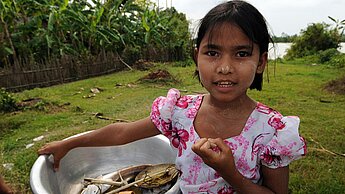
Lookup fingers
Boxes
[37,142,62,171]
[207,138,228,152]
[192,138,220,157]
[37,145,50,155]
[53,158,60,171]
[37,141,56,155]
[193,138,235,172]
[192,138,208,150]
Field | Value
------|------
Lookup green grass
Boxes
[1,62,345,193]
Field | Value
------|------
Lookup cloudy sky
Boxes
[153,0,345,36]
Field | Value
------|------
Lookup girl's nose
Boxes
[216,55,233,74]
[216,63,232,74]
[219,66,230,74]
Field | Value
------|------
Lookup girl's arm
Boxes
[192,138,289,194]
[261,165,289,194]
[38,117,160,170]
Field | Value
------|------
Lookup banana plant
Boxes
[141,7,166,45]
[329,16,345,36]
[0,0,19,67]
[0,0,191,70]
[102,0,143,52]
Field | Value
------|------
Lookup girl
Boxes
[39,1,307,193]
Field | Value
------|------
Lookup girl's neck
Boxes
[195,93,257,138]
[205,94,256,114]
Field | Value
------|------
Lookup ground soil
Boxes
[324,75,345,95]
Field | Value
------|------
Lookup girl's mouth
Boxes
[215,81,235,87]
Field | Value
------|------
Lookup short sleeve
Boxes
[260,116,307,168]
[150,88,180,135]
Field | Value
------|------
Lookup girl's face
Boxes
[195,23,267,103]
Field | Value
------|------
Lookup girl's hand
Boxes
[191,138,237,174]
[38,140,70,171]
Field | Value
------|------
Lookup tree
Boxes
[285,22,341,59]
[158,7,190,60]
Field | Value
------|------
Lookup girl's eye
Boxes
[206,51,219,57]
[236,51,251,57]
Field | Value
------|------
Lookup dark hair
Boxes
[193,0,272,91]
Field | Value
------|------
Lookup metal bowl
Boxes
[30,133,180,194]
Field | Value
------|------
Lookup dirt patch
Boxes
[324,75,345,95]
[16,98,69,113]
[138,69,179,84]
[16,98,42,108]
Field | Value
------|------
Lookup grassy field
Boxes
[1,61,345,193]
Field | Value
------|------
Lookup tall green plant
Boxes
[158,7,191,60]
[0,0,19,67]
[285,23,341,59]
[328,16,345,36]
[0,0,191,72]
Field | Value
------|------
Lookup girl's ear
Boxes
[256,52,268,74]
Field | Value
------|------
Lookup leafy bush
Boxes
[325,53,345,68]
[285,23,341,59]
[0,88,17,112]
[318,48,340,63]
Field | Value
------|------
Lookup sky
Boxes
[152,0,345,36]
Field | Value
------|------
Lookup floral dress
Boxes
[150,89,307,194]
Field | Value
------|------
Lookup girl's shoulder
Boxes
[253,102,300,131]
[151,89,202,120]
[255,102,283,117]
[250,103,306,168]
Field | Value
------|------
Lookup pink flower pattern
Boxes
[150,89,307,193]
[217,185,235,194]
[170,127,189,157]
[268,114,286,130]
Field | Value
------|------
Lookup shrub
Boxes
[0,88,18,113]
[318,48,340,63]
[325,53,345,68]
[285,23,341,59]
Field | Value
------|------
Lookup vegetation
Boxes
[0,88,18,112]
[272,33,297,43]
[285,23,341,59]
[273,17,345,43]
[0,0,191,68]
[283,18,345,90]
[0,62,344,193]
[286,48,345,69]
